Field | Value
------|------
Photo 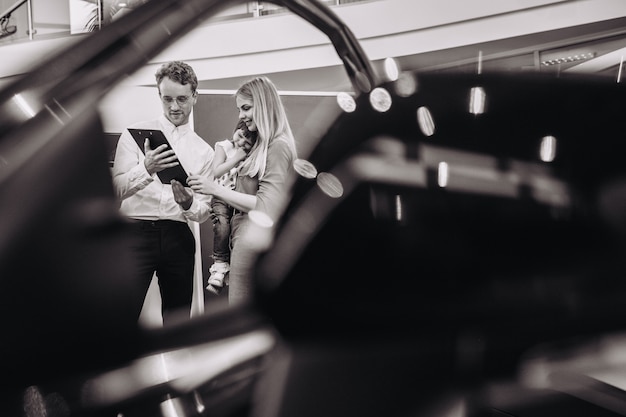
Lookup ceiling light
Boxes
[540,52,596,66]
[336,92,356,113]
[369,87,392,112]
[293,159,318,179]
[394,194,403,222]
[316,172,343,198]
[383,57,400,82]
[469,87,486,115]
[394,72,417,97]
[437,162,449,188]
[417,106,435,136]
[540,136,557,162]
[468,51,486,115]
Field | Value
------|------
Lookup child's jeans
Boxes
[211,198,233,263]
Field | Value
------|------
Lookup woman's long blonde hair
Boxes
[236,76,297,179]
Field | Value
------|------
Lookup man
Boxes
[112,61,214,325]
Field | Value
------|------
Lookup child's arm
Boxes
[208,144,227,181]
[212,148,248,178]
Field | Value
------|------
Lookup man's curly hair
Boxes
[155,61,198,93]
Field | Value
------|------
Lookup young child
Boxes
[206,120,258,294]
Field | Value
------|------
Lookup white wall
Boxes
[99,84,162,133]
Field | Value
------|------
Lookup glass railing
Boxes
[249,0,376,17]
[0,0,380,44]
[0,0,31,43]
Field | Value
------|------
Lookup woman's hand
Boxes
[188,174,217,195]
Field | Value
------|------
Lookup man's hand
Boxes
[144,139,179,175]
[171,179,192,210]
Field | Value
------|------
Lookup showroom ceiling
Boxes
[197,14,626,93]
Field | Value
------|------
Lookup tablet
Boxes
[128,128,189,186]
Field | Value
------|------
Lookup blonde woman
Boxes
[206,119,257,295]
[188,76,297,304]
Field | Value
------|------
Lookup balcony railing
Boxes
[0,0,379,44]
[0,0,32,41]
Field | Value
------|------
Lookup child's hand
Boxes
[233,147,248,162]
[234,132,255,153]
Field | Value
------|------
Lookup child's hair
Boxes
[234,118,258,145]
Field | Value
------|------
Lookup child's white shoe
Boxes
[206,261,229,294]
